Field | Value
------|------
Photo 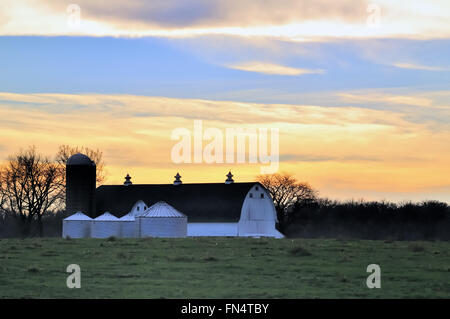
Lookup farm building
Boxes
[63,153,283,238]
[62,212,92,238]
[91,212,120,238]
[136,202,187,238]
[119,213,135,238]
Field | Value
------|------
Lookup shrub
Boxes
[409,244,426,252]
[27,267,40,273]
[289,246,312,256]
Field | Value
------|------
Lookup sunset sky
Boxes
[0,0,449,202]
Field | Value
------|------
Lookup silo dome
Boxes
[67,153,95,166]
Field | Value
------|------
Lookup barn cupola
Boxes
[225,171,234,184]
[124,174,132,186]
[173,172,182,185]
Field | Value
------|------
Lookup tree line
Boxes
[257,173,450,240]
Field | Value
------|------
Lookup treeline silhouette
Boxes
[284,199,450,241]
[0,210,69,238]
[1,199,448,240]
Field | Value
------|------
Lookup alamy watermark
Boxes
[366,3,381,28]
[66,4,81,29]
[366,264,381,288]
[170,120,279,174]
[66,264,81,288]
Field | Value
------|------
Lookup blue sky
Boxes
[1,36,449,104]
[0,0,449,202]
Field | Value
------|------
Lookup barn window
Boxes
[260,193,264,198]
[249,193,253,198]
[137,207,140,211]
[255,186,259,190]
[144,206,147,210]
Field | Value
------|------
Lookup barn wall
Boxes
[238,185,284,238]
[187,223,238,236]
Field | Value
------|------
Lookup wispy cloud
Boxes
[0,92,410,126]
[227,62,325,76]
[0,91,449,203]
[392,62,448,71]
[339,93,434,108]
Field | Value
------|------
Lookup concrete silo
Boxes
[66,153,96,218]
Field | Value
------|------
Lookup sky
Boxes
[0,0,449,202]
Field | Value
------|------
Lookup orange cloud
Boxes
[0,91,449,203]
[339,93,434,107]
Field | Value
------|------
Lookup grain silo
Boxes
[119,213,136,238]
[62,212,92,238]
[139,201,187,238]
[66,153,96,218]
[91,212,120,238]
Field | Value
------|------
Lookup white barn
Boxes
[129,200,148,217]
[95,173,283,238]
[64,153,284,239]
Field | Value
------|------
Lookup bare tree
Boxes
[0,171,7,218]
[56,145,106,185]
[0,147,65,236]
[257,173,318,231]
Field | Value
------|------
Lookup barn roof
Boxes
[119,213,135,221]
[95,212,119,221]
[142,201,186,218]
[64,212,92,221]
[95,182,259,222]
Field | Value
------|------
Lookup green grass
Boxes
[0,237,449,298]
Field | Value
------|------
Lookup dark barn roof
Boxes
[95,182,259,222]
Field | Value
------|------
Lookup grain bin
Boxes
[62,212,92,238]
[119,213,136,238]
[138,201,187,238]
[91,212,120,238]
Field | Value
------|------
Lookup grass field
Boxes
[0,237,449,298]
